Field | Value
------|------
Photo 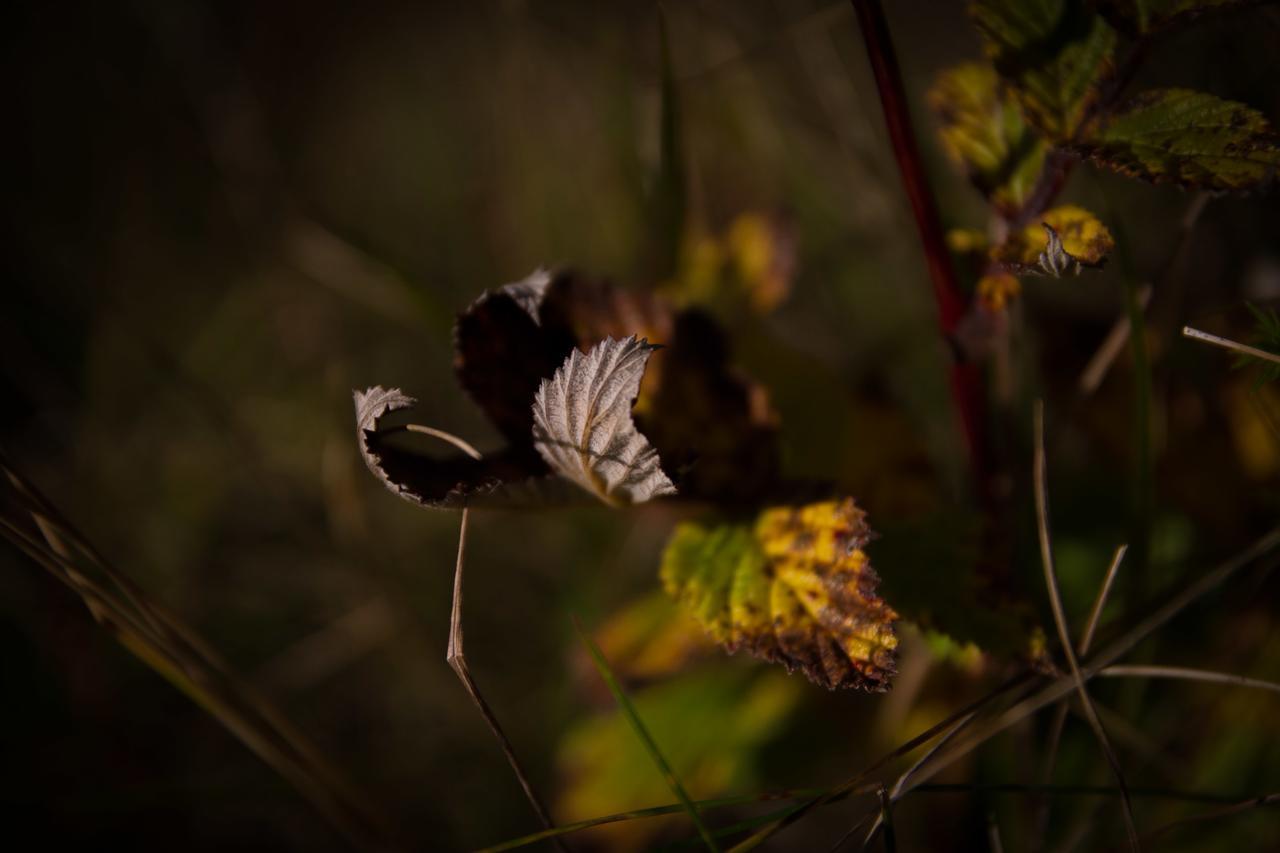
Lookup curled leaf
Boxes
[994,204,1115,275]
[532,336,677,507]
[353,386,574,509]
[928,62,1049,211]
[661,499,898,691]
[1074,88,1280,192]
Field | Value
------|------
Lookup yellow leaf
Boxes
[661,498,898,691]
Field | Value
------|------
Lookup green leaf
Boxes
[660,499,898,692]
[928,62,1049,212]
[1098,0,1261,34]
[1075,88,1280,191]
[971,0,1118,140]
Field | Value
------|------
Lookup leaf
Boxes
[1074,88,1280,191]
[532,336,678,507]
[971,0,1118,140]
[353,386,576,509]
[453,270,576,445]
[660,499,898,691]
[928,62,1049,212]
[1098,0,1261,34]
[994,204,1115,275]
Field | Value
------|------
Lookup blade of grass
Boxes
[1034,545,1127,849]
[0,459,395,850]
[572,615,719,852]
[1141,792,1280,845]
[1034,402,1140,851]
[477,787,833,852]
[1098,665,1280,697]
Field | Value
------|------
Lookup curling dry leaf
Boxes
[532,336,677,507]
[353,386,576,509]
[971,0,1117,140]
[661,499,898,691]
[929,62,1048,212]
[1075,88,1280,191]
[994,204,1115,275]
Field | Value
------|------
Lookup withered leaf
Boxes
[353,386,575,509]
[532,336,677,507]
[661,499,898,691]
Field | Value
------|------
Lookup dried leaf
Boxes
[532,336,677,507]
[994,204,1115,275]
[971,0,1117,140]
[1074,88,1280,191]
[353,386,572,509]
[454,270,575,445]
[928,62,1049,212]
[661,499,898,691]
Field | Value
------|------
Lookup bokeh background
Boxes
[4,1,1280,850]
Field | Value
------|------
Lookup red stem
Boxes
[851,0,986,485]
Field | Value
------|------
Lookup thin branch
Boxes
[1099,665,1280,697]
[1183,326,1280,366]
[1033,402,1140,851]
[850,0,985,481]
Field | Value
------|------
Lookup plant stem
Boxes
[850,0,985,488]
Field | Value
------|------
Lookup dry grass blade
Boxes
[1183,326,1280,366]
[727,673,1034,851]
[1033,402,1140,851]
[0,457,396,851]
[1099,665,1280,696]
[902,523,1280,803]
[477,787,834,852]
[1079,287,1151,396]
[1141,792,1280,845]
[1034,544,1127,849]
[445,508,565,850]
[573,615,719,851]
[861,711,977,846]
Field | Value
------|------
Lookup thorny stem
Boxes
[850,0,986,488]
